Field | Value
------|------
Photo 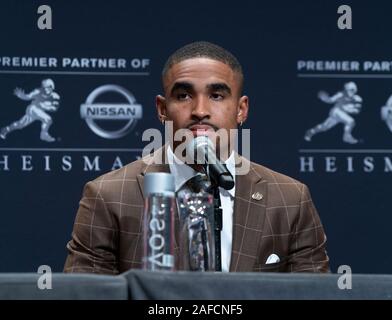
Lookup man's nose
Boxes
[191,96,211,120]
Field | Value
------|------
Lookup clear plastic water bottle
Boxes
[142,173,175,271]
[178,192,215,271]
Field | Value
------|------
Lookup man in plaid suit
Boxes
[64,42,329,274]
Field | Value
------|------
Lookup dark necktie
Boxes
[186,173,212,194]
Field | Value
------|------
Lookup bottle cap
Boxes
[144,172,175,197]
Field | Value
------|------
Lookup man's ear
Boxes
[237,95,249,124]
[156,95,167,123]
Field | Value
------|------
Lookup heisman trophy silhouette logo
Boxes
[0,79,60,142]
[304,82,362,144]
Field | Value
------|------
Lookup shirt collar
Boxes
[167,145,236,197]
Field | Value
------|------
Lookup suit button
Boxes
[251,192,263,201]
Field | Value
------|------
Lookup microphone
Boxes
[187,136,235,190]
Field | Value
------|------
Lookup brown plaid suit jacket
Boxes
[64,146,329,274]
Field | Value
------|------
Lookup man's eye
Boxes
[211,93,224,100]
[177,93,191,100]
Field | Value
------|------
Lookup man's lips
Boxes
[188,124,216,132]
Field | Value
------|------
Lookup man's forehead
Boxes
[164,57,238,89]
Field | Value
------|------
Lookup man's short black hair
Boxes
[162,41,244,92]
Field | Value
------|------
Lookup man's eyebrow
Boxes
[170,82,194,95]
[207,83,231,94]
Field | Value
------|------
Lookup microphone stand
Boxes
[201,163,222,272]
[212,182,222,272]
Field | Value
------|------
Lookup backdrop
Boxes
[0,0,390,274]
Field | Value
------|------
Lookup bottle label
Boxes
[162,254,174,268]
[143,193,175,271]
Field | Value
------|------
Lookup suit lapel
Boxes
[230,157,267,271]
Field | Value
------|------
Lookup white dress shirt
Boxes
[167,145,235,272]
